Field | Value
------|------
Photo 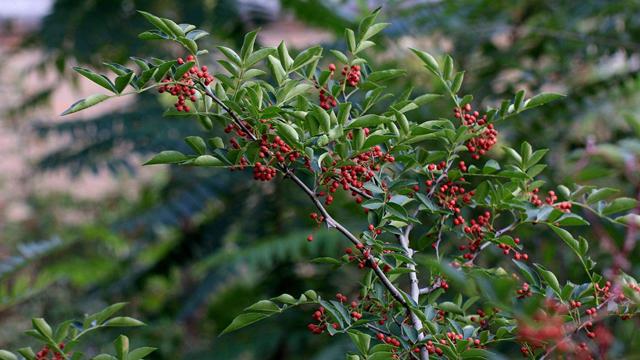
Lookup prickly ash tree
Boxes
[54,9,640,360]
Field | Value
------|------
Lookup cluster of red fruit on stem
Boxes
[342,65,361,87]
[253,135,302,181]
[528,189,572,212]
[307,306,330,334]
[516,282,532,299]
[318,145,394,206]
[376,332,401,347]
[426,174,473,216]
[157,55,214,112]
[36,344,65,360]
[498,237,529,261]
[459,211,492,260]
[455,104,498,160]
[319,88,337,110]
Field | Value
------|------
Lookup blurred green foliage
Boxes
[2,0,640,358]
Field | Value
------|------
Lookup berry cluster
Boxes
[556,201,572,213]
[376,332,401,347]
[342,65,361,87]
[471,308,488,327]
[307,306,329,334]
[528,189,572,212]
[455,104,498,160]
[516,282,532,299]
[36,344,65,360]
[318,88,337,109]
[253,162,277,181]
[569,299,582,309]
[429,176,473,215]
[157,55,214,112]
[498,237,529,261]
[461,212,492,252]
[422,340,444,356]
[318,145,394,206]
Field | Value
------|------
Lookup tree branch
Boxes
[399,216,429,360]
[202,84,411,309]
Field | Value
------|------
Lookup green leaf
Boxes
[482,159,500,174]
[217,46,242,66]
[246,48,276,67]
[154,60,177,81]
[513,89,525,111]
[451,71,464,93]
[439,301,463,314]
[127,347,156,360]
[115,335,129,360]
[346,29,357,53]
[413,93,441,106]
[362,134,395,149]
[282,83,312,103]
[527,149,549,168]
[73,67,115,92]
[512,260,537,286]
[193,155,225,167]
[92,355,116,360]
[443,55,453,79]
[143,151,188,165]
[0,350,17,360]
[220,312,270,335]
[330,49,348,64]
[548,224,580,253]
[137,11,173,36]
[138,30,168,40]
[241,30,259,61]
[602,197,637,215]
[17,348,35,360]
[303,289,318,301]
[346,115,390,129]
[185,136,207,155]
[502,146,522,164]
[178,37,198,54]
[273,294,297,305]
[534,264,560,295]
[556,213,589,226]
[348,330,371,355]
[267,55,287,85]
[91,302,128,325]
[114,72,134,93]
[186,30,209,41]
[32,318,53,338]
[586,188,619,204]
[61,94,111,115]
[277,41,293,69]
[276,122,300,144]
[410,48,439,73]
[363,22,389,40]
[245,300,280,313]
[161,18,185,37]
[104,317,145,327]
[525,92,564,109]
[291,46,322,71]
[366,69,406,83]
